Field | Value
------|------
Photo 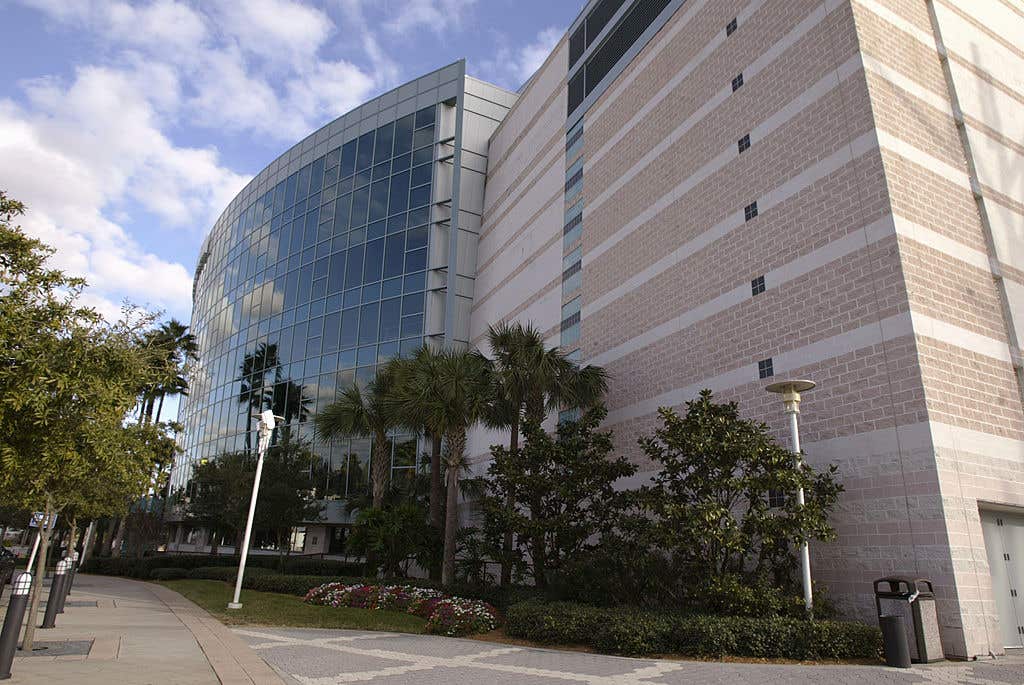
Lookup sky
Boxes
[0,0,579,323]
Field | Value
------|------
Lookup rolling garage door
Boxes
[981,510,1024,649]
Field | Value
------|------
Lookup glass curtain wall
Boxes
[174,105,440,504]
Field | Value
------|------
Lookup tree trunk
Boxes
[110,516,127,558]
[0,525,6,545]
[22,501,56,652]
[530,498,547,588]
[155,392,166,423]
[428,433,443,581]
[441,430,466,587]
[500,418,519,586]
[371,432,390,509]
[210,528,220,557]
[428,434,443,530]
[276,532,286,572]
[66,517,79,564]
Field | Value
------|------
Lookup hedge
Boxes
[80,554,364,579]
[505,601,882,660]
[83,556,546,610]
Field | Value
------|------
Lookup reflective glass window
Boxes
[356,131,375,171]
[344,244,364,289]
[380,298,401,340]
[340,139,357,177]
[358,303,380,344]
[394,114,414,155]
[374,122,394,163]
[340,308,358,348]
[363,238,385,284]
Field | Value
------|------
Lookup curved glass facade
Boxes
[172,75,455,510]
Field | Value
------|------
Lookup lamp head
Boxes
[765,379,816,413]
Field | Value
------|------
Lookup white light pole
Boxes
[766,379,816,618]
[228,409,281,610]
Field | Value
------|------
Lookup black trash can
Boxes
[879,615,912,668]
[873,577,944,663]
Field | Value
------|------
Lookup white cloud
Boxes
[382,0,477,35]
[17,0,382,141]
[211,0,333,65]
[479,26,562,90]
[0,63,248,319]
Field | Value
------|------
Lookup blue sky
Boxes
[1,0,579,322]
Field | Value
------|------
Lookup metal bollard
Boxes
[40,559,71,629]
[56,558,72,615]
[0,573,32,679]
[65,551,79,597]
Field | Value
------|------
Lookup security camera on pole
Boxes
[765,379,816,619]
[227,409,282,610]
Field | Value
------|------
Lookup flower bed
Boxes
[304,582,501,636]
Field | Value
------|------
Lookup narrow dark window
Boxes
[768,489,785,508]
[744,201,759,221]
[758,358,774,379]
[561,311,581,331]
[738,134,751,153]
[726,18,738,36]
[566,125,584,152]
[751,275,765,296]
[563,260,582,281]
[565,168,584,193]
[732,73,744,92]
[563,212,583,235]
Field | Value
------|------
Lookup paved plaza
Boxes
[237,626,1024,685]
[4,575,1024,684]
[1,574,281,684]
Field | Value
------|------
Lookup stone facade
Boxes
[468,0,1024,659]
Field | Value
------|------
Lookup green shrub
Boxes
[150,567,189,581]
[187,566,240,581]
[506,601,881,660]
[81,554,363,580]
[244,573,334,596]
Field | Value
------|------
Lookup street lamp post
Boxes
[765,379,816,618]
[227,409,281,610]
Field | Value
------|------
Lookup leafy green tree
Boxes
[346,501,432,578]
[0,192,163,649]
[391,347,492,586]
[483,321,608,585]
[640,390,842,589]
[185,451,254,554]
[185,440,322,566]
[315,363,400,508]
[257,439,323,569]
[475,407,636,587]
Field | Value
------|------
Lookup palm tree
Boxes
[137,318,198,425]
[315,364,400,508]
[390,347,446,534]
[391,346,492,586]
[484,321,609,584]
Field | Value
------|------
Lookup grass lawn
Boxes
[158,579,427,633]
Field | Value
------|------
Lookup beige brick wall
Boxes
[468,0,1024,660]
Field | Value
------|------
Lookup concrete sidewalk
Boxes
[1,574,284,685]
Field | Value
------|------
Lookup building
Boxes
[169,0,1024,659]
